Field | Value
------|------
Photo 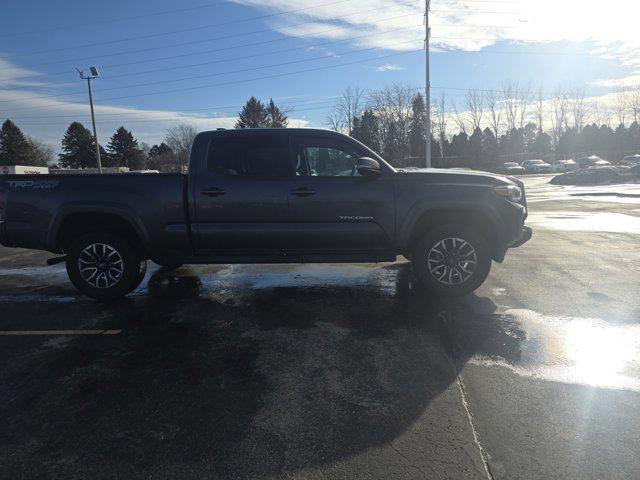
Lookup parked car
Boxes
[621,154,640,166]
[500,162,525,174]
[0,128,531,300]
[576,156,611,168]
[522,159,551,173]
[550,159,579,173]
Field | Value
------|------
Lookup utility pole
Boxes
[76,67,102,173]
[424,0,432,168]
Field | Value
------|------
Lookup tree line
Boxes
[326,83,640,169]
[3,88,640,172]
[0,96,289,171]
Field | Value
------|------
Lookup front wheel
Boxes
[66,232,143,301]
[411,225,491,297]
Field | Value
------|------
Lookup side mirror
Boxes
[356,157,381,177]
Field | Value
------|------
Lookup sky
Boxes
[0,0,639,151]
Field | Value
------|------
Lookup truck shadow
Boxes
[0,263,525,479]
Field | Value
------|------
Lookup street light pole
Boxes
[77,67,102,173]
[424,0,432,168]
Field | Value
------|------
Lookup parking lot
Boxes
[1,174,639,480]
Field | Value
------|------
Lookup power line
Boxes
[2,9,419,77]
[0,37,422,105]
[0,1,233,38]
[0,0,405,60]
[6,48,423,112]
[1,1,544,61]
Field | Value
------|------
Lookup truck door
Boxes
[191,134,294,255]
[287,134,395,255]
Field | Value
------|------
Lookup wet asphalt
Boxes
[1,175,639,480]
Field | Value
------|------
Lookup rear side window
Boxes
[207,135,291,177]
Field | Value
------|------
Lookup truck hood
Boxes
[394,167,515,186]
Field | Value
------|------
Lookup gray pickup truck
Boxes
[0,128,531,300]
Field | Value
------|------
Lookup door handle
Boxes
[290,187,316,197]
[201,187,227,197]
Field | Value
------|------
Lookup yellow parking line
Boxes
[0,329,121,336]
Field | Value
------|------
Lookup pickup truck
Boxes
[0,128,531,300]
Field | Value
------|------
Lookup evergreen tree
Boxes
[468,127,483,166]
[235,97,268,128]
[106,126,146,169]
[59,122,104,169]
[383,122,401,163]
[408,94,426,158]
[265,98,288,127]
[351,109,380,153]
[531,132,552,155]
[0,119,34,166]
[450,132,469,166]
[481,128,498,170]
[148,142,173,159]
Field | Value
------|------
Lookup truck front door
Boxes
[287,134,395,257]
[191,134,293,255]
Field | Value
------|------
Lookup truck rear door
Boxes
[190,134,293,255]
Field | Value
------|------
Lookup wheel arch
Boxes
[401,204,502,260]
[49,206,151,257]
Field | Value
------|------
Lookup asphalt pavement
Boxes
[1,174,639,480]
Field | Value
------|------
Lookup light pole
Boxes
[424,0,432,168]
[76,66,102,173]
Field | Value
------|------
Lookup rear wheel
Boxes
[411,224,491,297]
[66,232,142,301]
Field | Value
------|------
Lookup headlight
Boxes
[493,184,522,203]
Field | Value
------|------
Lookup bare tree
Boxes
[465,89,484,131]
[614,89,628,126]
[629,84,640,124]
[518,83,532,129]
[369,83,415,161]
[165,123,198,165]
[486,89,503,137]
[535,87,545,133]
[503,81,518,131]
[567,87,588,132]
[450,99,467,134]
[502,81,532,131]
[326,86,366,134]
[434,93,448,151]
[550,88,568,149]
[26,136,55,166]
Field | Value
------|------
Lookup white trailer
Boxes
[1,165,49,175]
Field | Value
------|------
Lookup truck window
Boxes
[293,137,363,177]
[207,136,291,177]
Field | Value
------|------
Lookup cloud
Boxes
[0,57,308,151]
[0,58,50,88]
[375,64,404,72]
[229,0,640,83]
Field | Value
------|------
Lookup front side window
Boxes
[207,136,291,177]
[293,137,363,177]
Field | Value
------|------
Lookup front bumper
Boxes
[509,225,532,248]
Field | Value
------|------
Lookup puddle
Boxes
[464,309,640,391]
[526,211,640,234]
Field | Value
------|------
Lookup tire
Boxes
[411,224,491,297]
[66,232,142,301]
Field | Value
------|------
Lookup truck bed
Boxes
[0,173,188,255]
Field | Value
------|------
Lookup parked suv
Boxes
[0,129,531,300]
[522,159,551,173]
